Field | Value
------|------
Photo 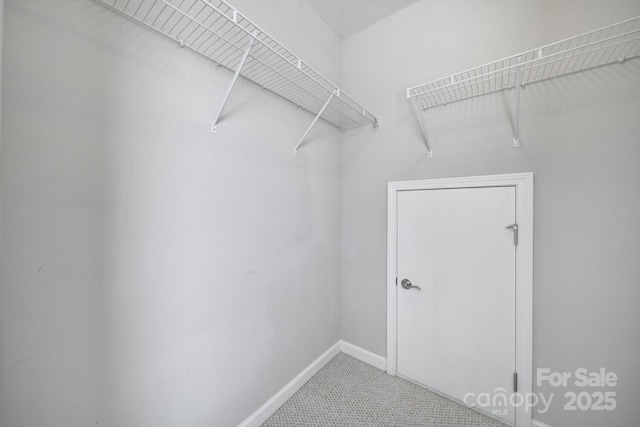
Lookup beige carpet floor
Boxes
[262,352,508,426]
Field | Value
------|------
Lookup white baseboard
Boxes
[339,340,387,370]
[237,341,341,427]
[237,340,387,427]
[532,419,552,427]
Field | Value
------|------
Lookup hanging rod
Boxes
[96,0,380,151]
[407,16,640,154]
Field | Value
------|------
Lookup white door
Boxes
[397,186,517,425]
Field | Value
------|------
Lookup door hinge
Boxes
[513,372,518,393]
[506,223,519,246]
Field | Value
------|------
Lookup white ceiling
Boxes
[306,0,420,40]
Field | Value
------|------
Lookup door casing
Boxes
[387,173,533,427]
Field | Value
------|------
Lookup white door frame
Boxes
[387,173,533,427]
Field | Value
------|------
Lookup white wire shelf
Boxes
[407,16,640,109]
[406,16,640,156]
[97,0,379,144]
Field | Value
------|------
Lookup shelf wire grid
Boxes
[98,0,378,129]
[407,16,640,109]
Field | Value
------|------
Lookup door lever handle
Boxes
[506,223,519,246]
[401,279,422,291]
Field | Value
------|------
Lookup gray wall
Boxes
[0,1,341,426]
[339,1,640,427]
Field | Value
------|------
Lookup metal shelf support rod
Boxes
[294,92,334,155]
[212,29,258,133]
[513,55,523,147]
[417,104,433,158]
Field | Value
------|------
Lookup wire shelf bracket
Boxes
[96,0,380,154]
[211,29,257,134]
[416,104,433,157]
[294,91,334,155]
[513,55,523,147]
[406,16,640,156]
